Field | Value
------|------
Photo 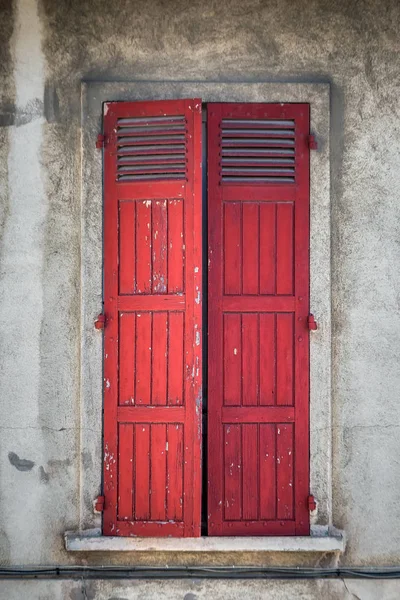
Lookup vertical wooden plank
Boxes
[167,423,184,521]
[242,424,258,520]
[259,313,276,406]
[224,424,242,520]
[182,98,203,536]
[118,424,134,519]
[259,203,276,295]
[152,200,168,294]
[151,423,167,521]
[259,424,276,520]
[294,104,311,534]
[241,313,259,406]
[118,201,135,295]
[102,103,119,535]
[168,312,184,405]
[276,313,294,406]
[276,203,294,295]
[118,312,136,405]
[167,199,184,294]
[276,424,294,520]
[207,103,224,534]
[190,99,203,537]
[135,424,150,520]
[242,203,259,295]
[135,200,152,294]
[135,312,152,405]
[151,312,168,406]
[224,202,241,294]
[223,313,242,406]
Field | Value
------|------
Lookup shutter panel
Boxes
[103,99,202,537]
[207,103,310,535]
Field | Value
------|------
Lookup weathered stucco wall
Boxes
[2,577,400,600]
[0,0,400,595]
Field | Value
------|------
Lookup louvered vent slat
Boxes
[116,116,187,181]
[222,129,294,137]
[221,118,294,128]
[222,148,294,157]
[223,138,295,147]
[118,144,186,156]
[220,119,296,184]
[118,154,185,165]
[222,158,295,166]
[118,116,184,126]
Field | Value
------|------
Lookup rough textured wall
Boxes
[0,0,400,577]
[2,577,400,600]
[0,0,15,569]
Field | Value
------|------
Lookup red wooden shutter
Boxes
[103,99,202,537]
[207,103,310,535]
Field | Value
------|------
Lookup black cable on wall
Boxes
[1,566,400,580]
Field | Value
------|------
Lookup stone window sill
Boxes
[65,529,345,553]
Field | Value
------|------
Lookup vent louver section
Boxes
[116,116,187,182]
[221,119,296,184]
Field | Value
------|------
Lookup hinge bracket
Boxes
[308,494,317,511]
[308,314,318,331]
[95,495,105,512]
[308,134,318,150]
[96,134,105,149]
[94,313,106,330]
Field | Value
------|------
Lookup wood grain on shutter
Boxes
[208,103,310,535]
[103,99,202,537]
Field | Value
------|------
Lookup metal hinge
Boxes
[94,313,106,330]
[308,314,318,331]
[94,495,105,512]
[96,134,106,149]
[308,495,317,511]
[308,134,318,150]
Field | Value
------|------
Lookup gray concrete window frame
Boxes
[73,81,339,551]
